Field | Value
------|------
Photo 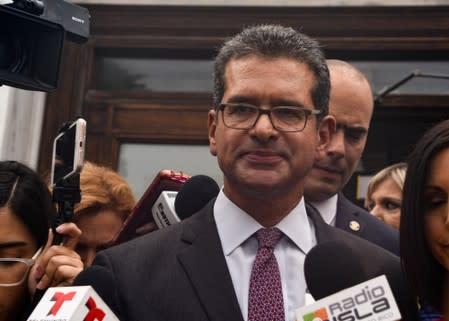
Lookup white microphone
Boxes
[296,275,401,321]
[152,190,179,228]
[152,174,220,229]
[27,286,119,321]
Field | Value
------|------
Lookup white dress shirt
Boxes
[310,194,338,226]
[214,190,317,321]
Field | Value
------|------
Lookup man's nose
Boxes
[327,129,345,158]
[250,112,278,140]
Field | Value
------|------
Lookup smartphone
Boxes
[50,118,87,187]
[113,169,190,245]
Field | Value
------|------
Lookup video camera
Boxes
[0,0,90,91]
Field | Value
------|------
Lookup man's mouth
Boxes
[314,165,342,175]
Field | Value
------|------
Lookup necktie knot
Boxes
[256,227,282,249]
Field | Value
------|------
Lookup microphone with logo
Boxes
[27,279,119,320]
[300,240,418,321]
[113,170,189,245]
[113,172,219,245]
[153,174,219,229]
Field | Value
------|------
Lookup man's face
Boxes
[304,71,373,201]
[208,56,330,204]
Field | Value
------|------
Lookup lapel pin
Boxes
[349,220,361,232]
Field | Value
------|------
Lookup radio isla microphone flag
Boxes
[27,286,119,321]
[304,240,418,320]
[296,275,401,321]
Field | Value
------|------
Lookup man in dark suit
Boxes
[75,26,409,321]
[304,60,399,255]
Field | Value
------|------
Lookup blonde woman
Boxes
[364,163,407,229]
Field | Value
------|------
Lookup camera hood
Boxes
[0,0,90,91]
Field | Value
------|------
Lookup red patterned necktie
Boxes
[248,227,285,321]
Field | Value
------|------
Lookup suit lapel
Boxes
[177,201,244,321]
[335,193,367,235]
[306,202,340,244]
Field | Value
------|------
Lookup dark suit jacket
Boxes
[75,199,414,321]
[335,193,400,256]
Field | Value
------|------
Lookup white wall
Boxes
[0,86,11,154]
[0,86,46,170]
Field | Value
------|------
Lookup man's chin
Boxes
[304,178,341,201]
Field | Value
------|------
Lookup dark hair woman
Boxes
[0,161,82,320]
[401,119,449,320]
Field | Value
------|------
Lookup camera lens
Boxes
[0,37,26,72]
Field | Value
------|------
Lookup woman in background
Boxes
[0,161,82,321]
[365,162,407,229]
[401,120,449,320]
[72,161,136,267]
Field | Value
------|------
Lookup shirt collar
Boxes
[310,194,338,226]
[214,189,315,256]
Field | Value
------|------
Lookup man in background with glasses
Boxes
[75,25,411,321]
[303,60,399,256]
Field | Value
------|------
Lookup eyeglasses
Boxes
[0,247,42,287]
[218,103,321,132]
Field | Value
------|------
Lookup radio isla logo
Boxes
[303,307,329,321]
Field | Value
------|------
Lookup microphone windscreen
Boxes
[73,265,118,313]
[304,241,366,300]
[174,175,219,220]
[304,240,419,320]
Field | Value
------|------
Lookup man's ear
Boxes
[316,115,336,161]
[208,109,218,156]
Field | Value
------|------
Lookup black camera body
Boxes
[0,0,90,91]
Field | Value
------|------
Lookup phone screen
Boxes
[51,119,86,186]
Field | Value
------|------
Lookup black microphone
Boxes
[28,266,119,320]
[174,174,220,220]
[73,265,119,316]
[304,241,366,299]
[304,240,418,320]
[113,170,189,244]
[113,173,218,245]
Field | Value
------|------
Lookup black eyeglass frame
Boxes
[218,103,322,133]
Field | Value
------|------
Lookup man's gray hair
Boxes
[213,24,330,121]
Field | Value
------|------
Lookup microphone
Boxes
[113,172,219,244]
[304,240,418,320]
[152,190,180,229]
[153,174,219,228]
[174,174,220,219]
[73,265,119,314]
[304,241,366,299]
[297,274,401,321]
[113,170,189,244]
[26,285,119,321]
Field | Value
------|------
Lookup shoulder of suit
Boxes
[337,193,398,235]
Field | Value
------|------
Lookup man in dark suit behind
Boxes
[74,26,409,321]
[304,59,399,255]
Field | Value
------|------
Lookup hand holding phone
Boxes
[50,118,86,242]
